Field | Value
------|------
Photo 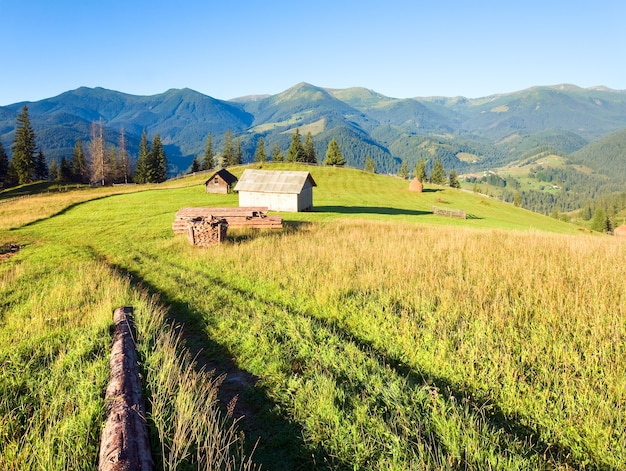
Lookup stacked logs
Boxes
[186,216,228,246]
[172,207,282,233]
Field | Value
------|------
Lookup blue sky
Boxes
[1,0,624,105]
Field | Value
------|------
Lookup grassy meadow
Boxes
[1,164,624,470]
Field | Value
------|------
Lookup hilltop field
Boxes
[1,164,625,470]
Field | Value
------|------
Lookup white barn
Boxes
[233,169,317,212]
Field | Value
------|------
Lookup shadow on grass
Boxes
[103,258,347,471]
[12,193,128,231]
[226,221,313,244]
[296,311,597,471]
[314,205,430,217]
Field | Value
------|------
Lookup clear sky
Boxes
[1,0,624,106]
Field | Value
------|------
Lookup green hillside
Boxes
[2,165,624,469]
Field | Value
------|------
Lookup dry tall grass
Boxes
[202,221,626,467]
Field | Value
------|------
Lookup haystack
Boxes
[409,178,423,193]
[614,224,626,238]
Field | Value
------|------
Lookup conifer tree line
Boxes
[0,105,169,188]
[189,127,348,173]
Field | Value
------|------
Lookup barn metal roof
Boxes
[234,170,317,194]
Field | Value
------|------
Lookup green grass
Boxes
[1,164,622,470]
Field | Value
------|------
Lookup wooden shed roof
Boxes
[205,168,238,185]
[234,169,317,194]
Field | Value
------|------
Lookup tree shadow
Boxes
[11,191,151,231]
[103,258,348,471]
[314,205,430,217]
[226,221,313,244]
[293,310,597,471]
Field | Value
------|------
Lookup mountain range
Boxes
[1,82,626,181]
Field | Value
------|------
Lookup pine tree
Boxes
[430,159,447,185]
[287,128,304,163]
[303,132,316,163]
[271,142,283,162]
[0,140,9,187]
[202,133,215,170]
[415,159,427,182]
[254,137,267,163]
[11,105,37,184]
[222,130,235,167]
[324,138,345,166]
[364,154,375,173]
[71,138,89,184]
[399,160,408,179]
[134,130,150,183]
[448,170,461,188]
[34,149,48,180]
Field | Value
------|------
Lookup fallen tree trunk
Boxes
[99,306,154,471]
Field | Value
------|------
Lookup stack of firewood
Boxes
[172,207,282,233]
[186,216,228,246]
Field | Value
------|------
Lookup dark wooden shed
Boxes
[205,169,238,194]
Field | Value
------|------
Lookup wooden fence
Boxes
[431,206,466,219]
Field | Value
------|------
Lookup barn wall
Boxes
[206,176,229,194]
[238,191,301,212]
[297,186,313,211]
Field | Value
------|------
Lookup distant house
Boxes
[233,169,317,212]
[205,169,238,194]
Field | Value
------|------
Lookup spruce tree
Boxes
[364,154,375,173]
[34,149,49,180]
[108,145,120,183]
[399,160,408,179]
[71,138,89,183]
[236,138,243,165]
[323,138,345,166]
[134,130,150,183]
[11,105,37,184]
[149,134,167,183]
[430,159,447,185]
[190,157,201,173]
[48,158,59,182]
[415,159,427,182]
[271,142,283,162]
[202,133,215,170]
[303,132,316,163]
[0,140,9,187]
[254,137,267,163]
[59,156,73,182]
[448,170,461,188]
[590,208,606,232]
[222,130,235,167]
[287,128,304,163]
